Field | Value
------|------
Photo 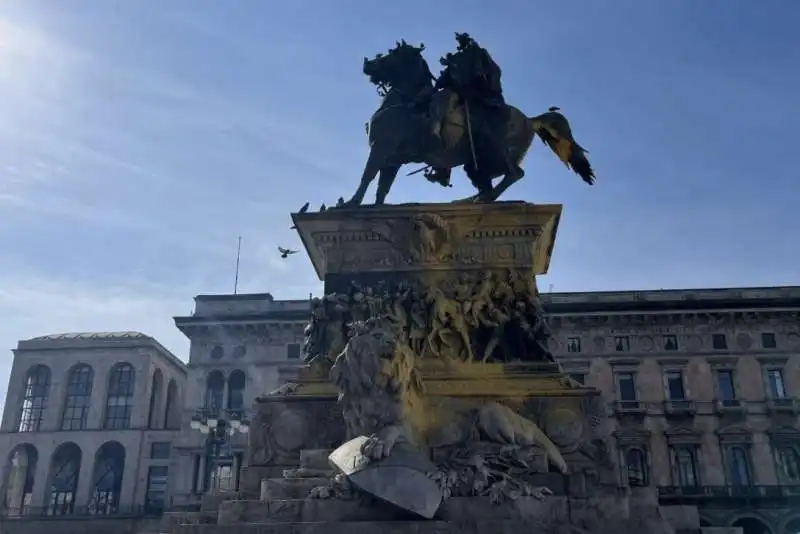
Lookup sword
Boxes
[463,99,479,172]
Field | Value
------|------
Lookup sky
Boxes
[0,0,798,408]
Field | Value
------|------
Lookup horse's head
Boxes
[363,39,428,89]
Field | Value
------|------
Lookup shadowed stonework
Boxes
[173,201,715,534]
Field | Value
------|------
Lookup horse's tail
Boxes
[529,110,595,185]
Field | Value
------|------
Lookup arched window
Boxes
[18,365,50,432]
[205,371,225,416]
[61,364,93,430]
[147,369,164,429]
[164,379,179,430]
[47,443,81,516]
[777,446,800,483]
[3,444,38,515]
[227,370,246,412]
[88,441,125,515]
[625,447,648,486]
[727,446,751,486]
[104,363,136,430]
[673,446,699,487]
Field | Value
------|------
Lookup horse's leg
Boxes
[487,169,525,201]
[344,148,383,207]
[374,164,401,205]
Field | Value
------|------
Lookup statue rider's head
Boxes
[455,32,476,51]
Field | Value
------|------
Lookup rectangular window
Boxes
[672,446,700,487]
[614,336,630,352]
[716,370,737,402]
[150,442,171,460]
[287,343,301,360]
[761,332,777,349]
[61,400,90,431]
[712,334,728,350]
[144,466,168,515]
[775,446,800,484]
[766,369,787,399]
[569,373,586,385]
[663,335,679,351]
[616,372,637,408]
[665,371,686,401]
[566,337,582,353]
[726,446,751,486]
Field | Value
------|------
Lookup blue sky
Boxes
[0,0,798,401]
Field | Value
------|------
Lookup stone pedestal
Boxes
[244,202,615,493]
[229,202,693,533]
[292,201,561,292]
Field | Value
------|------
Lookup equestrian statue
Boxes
[343,32,596,206]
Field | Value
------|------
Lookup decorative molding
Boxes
[609,358,641,369]
[664,425,703,444]
[657,358,689,367]
[716,425,753,444]
[613,427,651,446]
[757,356,789,366]
[767,425,800,445]
[561,360,591,372]
[707,357,738,368]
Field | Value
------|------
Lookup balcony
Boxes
[658,485,800,504]
[715,398,746,415]
[766,397,799,414]
[663,399,696,418]
[613,400,647,416]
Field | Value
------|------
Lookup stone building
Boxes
[0,332,186,519]
[546,286,800,534]
[168,293,309,503]
[2,286,799,534]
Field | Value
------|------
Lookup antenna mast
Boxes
[234,236,242,294]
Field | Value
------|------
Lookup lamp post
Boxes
[190,409,250,494]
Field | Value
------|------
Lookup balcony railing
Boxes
[658,485,800,501]
[664,399,696,416]
[606,398,799,418]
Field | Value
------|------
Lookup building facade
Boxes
[2,286,799,534]
[168,293,308,503]
[546,286,800,534]
[0,332,186,519]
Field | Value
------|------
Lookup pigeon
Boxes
[298,202,310,213]
[278,246,298,259]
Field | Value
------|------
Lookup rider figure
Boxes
[419,33,523,190]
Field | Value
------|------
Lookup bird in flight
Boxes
[278,246,298,259]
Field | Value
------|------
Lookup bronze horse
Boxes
[343,41,595,206]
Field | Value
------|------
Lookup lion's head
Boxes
[330,320,423,437]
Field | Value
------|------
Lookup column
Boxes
[29,443,54,509]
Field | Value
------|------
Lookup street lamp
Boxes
[191,409,250,494]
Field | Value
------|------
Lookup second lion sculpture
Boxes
[320,319,567,503]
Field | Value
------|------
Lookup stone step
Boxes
[172,519,545,534]
[261,477,330,500]
[217,495,572,525]
[300,448,334,470]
